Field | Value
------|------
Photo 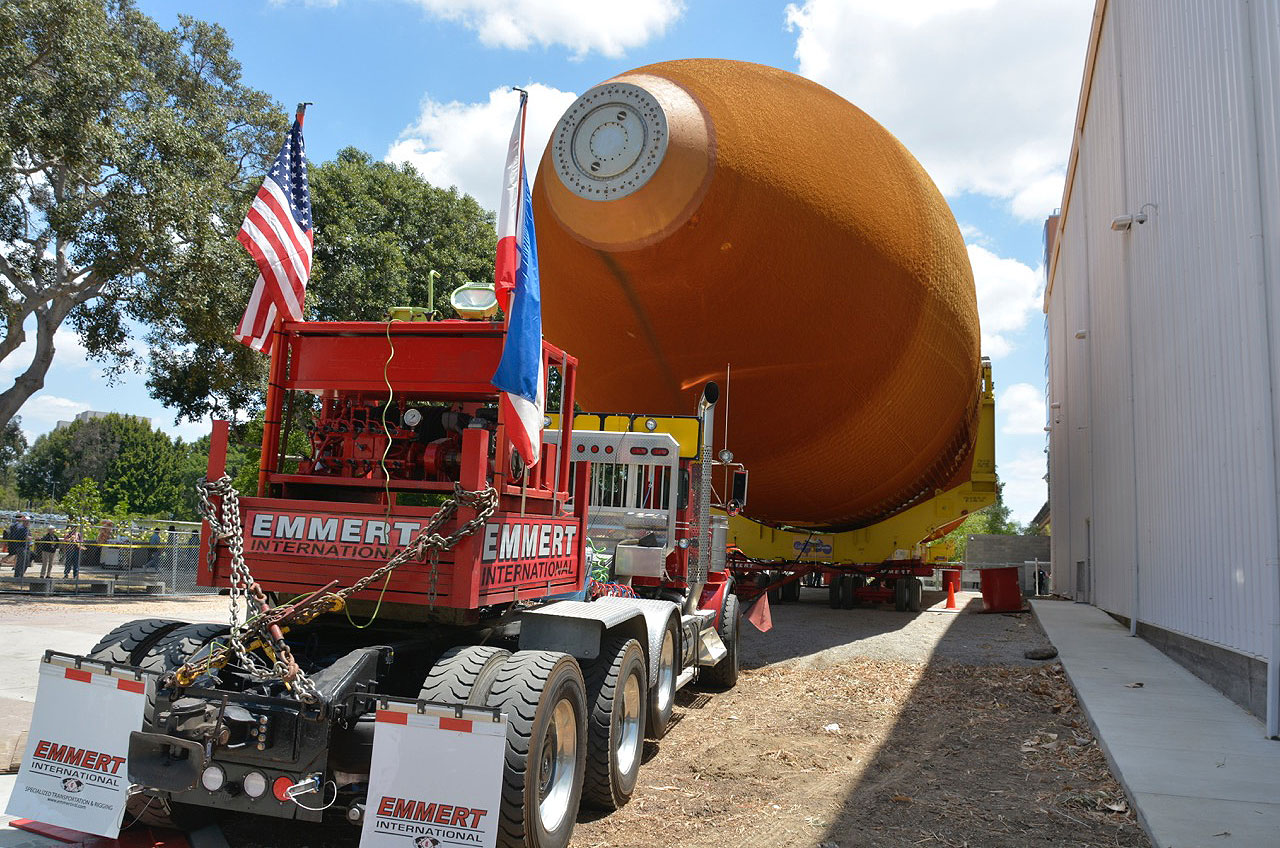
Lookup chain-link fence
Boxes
[0,517,218,597]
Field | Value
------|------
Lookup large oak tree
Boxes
[0,0,283,429]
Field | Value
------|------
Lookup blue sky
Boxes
[15,0,1096,524]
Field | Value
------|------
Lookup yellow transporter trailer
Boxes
[556,361,996,613]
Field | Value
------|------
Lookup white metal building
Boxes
[1044,0,1280,736]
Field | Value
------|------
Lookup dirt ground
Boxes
[0,590,1150,847]
[568,590,1149,848]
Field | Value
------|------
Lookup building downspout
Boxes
[1243,0,1280,740]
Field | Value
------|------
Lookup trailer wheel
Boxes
[487,651,587,848]
[419,645,512,705]
[894,577,909,612]
[700,592,740,690]
[781,577,801,603]
[906,576,923,612]
[88,618,186,666]
[767,573,782,605]
[646,617,679,740]
[839,574,856,609]
[581,637,646,811]
[828,576,841,609]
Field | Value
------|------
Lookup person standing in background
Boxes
[12,514,31,578]
[35,526,58,578]
[63,526,84,579]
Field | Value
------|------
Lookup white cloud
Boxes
[786,0,1091,220]
[1000,448,1048,526]
[0,326,95,379]
[968,244,1042,359]
[17,394,90,440]
[407,1,683,57]
[387,83,580,213]
[999,382,1045,436]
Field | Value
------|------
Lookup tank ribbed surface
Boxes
[533,59,981,530]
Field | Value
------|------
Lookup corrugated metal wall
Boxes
[1046,0,1280,660]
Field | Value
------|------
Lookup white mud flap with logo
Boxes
[360,700,507,848]
[6,654,150,838]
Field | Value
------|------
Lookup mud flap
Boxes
[360,699,507,848]
[6,654,152,838]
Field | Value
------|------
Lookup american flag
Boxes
[235,108,312,352]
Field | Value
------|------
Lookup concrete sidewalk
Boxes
[1033,600,1280,848]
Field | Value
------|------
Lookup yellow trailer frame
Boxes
[550,359,995,566]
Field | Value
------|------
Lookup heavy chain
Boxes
[178,476,497,701]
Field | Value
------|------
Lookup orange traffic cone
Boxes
[946,580,958,610]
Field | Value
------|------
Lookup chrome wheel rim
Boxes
[656,630,675,712]
[618,672,642,773]
[538,699,578,831]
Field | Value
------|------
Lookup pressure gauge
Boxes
[718,449,733,463]
[403,408,423,428]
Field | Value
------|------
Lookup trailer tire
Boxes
[906,576,923,612]
[781,577,801,603]
[701,592,739,690]
[486,651,587,848]
[828,576,841,609]
[894,577,909,612]
[88,618,186,666]
[581,637,646,811]
[419,645,512,705]
[767,573,782,605]
[839,574,857,609]
[646,617,679,740]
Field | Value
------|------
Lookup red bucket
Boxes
[978,566,1024,612]
[942,568,962,593]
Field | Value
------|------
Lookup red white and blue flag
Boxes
[235,107,313,352]
[491,89,545,471]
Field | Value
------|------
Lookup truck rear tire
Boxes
[700,592,739,690]
[828,576,841,609]
[781,577,801,603]
[646,617,679,740]
[581,637,646,811]
[894,577,909,612]
[486,651,587,848]
[88,618,185,666]
[137,622,230,674]
[419,645,512,705]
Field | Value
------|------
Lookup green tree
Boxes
[307,148,497,319]
[148,147,499,426]
[0,0,283,431]
[0,416,27,482]
[61,476,105,530]
[16,413,182,515]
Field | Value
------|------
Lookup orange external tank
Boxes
[532,59,981,530]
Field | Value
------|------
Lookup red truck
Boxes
[77,317,742,848]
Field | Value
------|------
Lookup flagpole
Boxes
[257,315,288,496]
[256,102,311,496]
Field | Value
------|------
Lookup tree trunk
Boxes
[0,298,74,435]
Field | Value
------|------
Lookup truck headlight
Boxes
[242,770,267,799]
[200,764,226,792]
